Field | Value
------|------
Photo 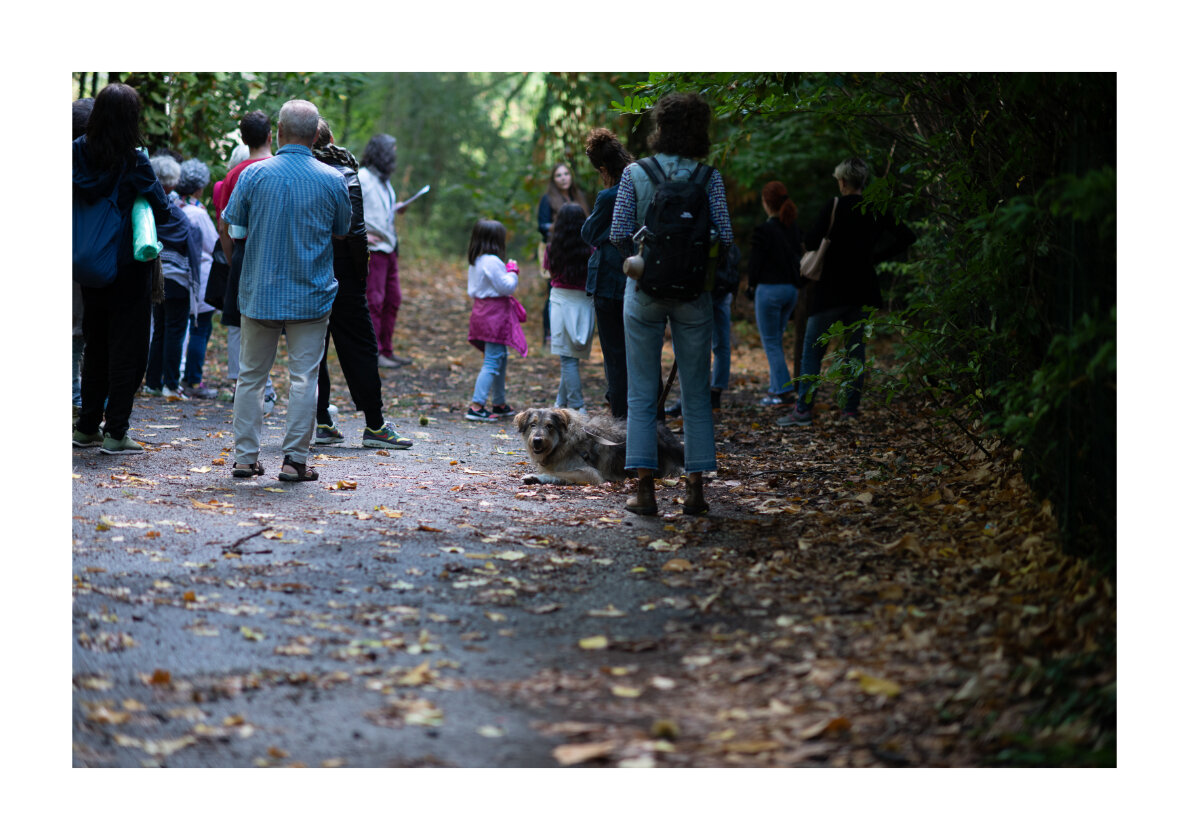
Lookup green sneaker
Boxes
[314,423,345,446]
[100,434,144,455]
[72,428,103,448]
[362,421,413,450]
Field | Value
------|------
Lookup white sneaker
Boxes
[162,386,188,401]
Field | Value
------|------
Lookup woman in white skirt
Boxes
[544,203,596,412]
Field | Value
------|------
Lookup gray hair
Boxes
[150,154,181,190]
[177,159,210,196]
[228,143,250,168]
[278,99,320,144]
[833,157,869,190]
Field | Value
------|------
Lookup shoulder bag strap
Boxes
[825,197,839,237]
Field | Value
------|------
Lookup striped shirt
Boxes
[222,144,352,320]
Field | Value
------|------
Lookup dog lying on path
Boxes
[513,407,684,485]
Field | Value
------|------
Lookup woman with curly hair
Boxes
[609,92,734,516]
[544,202,596,412]
[581,128,634,418]
[537,162,589,343]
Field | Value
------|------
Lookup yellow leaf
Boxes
[578,635,608,650]
[662,557,693,572]
[647,539,677,552]
[611,685,642,698]
[485,611,507,622]
[854,492,873,504]
[397,661,434,686]
[189,466,213,474]
[240,626,265,642]
[334,479,358,490]
[587,604,625,617]
[920,490,941,506]
[493,550,525,561]
[477,725,505,738]
[850,670,902,698]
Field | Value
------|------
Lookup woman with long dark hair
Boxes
[747,180,803,405]
[72,82,172,454]
[545,202,596,411]
[536,162,589,344]
[581,128,634,418]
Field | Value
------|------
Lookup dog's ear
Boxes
[514,410,530,434]
[552,409,572,433]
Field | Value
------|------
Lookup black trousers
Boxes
[78,259,152,439]
[145,279,190,390]
[318,271,384,428]
[593,295,628,419]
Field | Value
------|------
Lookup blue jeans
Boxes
[754,283,797,395]
[711,293,732,392]
[183,310,214,385]
[556,355,584,409]
[797,304,866,413]
[623,278,716,473]
[471,341,508,406]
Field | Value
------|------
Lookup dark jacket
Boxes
[580,185,627,301]
[803,193,915,313]
[72,136,170,268]
[748,217,802,288]
[314,144,370,284]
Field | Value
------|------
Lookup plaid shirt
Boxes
[223,145,352,320]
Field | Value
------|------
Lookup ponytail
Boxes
[761,180,797,229]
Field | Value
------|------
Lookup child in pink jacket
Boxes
[465,219,526,422]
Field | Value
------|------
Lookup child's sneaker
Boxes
[142,385,163,397]
[162,385,188,401]
[489,403,517,418]
[465,405,496,422]
[314,423,345,445]
[363,421,413,449]
[100,434,144,454]
[72,427,104,448]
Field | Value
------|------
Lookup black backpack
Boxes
[637,157,714,301]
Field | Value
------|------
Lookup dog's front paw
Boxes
[522,475,542,485]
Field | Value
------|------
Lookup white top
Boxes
[467,253,518,299]
[358,166,397,253]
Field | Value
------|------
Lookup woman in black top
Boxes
[747,181,803,405]
[779,157,915,427]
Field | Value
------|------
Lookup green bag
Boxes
[131,196,161,261]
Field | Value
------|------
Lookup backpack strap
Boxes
[638,156,666,185]
[689,162,712,188]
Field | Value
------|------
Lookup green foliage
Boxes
[621,72,1116,566]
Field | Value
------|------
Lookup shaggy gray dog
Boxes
[513,407,684,485]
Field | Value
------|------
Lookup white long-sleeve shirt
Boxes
[467,253,519,299]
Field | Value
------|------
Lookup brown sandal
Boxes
[278,455,318,482]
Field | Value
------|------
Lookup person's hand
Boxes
[506,259,519,273]
[396,205,407,216]
[367,232,381,246]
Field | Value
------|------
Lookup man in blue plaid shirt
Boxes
[223,99,352,481]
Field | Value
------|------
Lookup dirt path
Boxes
[70,259,1113,768]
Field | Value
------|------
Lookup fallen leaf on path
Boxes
[578,635,608,650]
[662,558,693,572]
[553,741,616,766]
